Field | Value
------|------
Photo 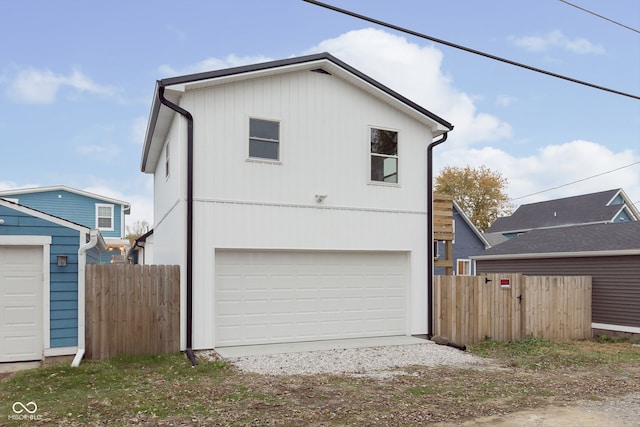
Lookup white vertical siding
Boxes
[157,67,436,350]
[183,69,430,211]
[152,112,188,349]
[191,201,428,348]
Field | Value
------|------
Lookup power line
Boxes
[510,161,640,201]
[559,0,640,35]
[302,0,640,100]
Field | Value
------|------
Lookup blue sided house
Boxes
[0,198,106,363]
[0,186,131,264]
[435,201,490,276]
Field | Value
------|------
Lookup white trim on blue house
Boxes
[0,185,131,213]
[0,235,51,352]
[96,203,115,231]
[0,198,107,363]
[453,200,490,249]
[0,198,90,233]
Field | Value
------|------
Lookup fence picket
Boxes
[434,274,591,345]
[85,264,180,360]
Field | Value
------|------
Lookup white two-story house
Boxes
[140,52,453,352]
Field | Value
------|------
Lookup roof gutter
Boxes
[426,131,449,338]
[157,84,197,366]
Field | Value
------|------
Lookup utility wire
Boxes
[303,0,640,100]
[510,161,640,201]
[559,0,640,35]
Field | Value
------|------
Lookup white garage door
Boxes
[0,246,44,362]
[215,250,408,347]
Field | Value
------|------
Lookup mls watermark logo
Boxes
[9,401,42,421]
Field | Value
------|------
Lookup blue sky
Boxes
[2,0,639,225]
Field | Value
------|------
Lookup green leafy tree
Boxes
[435,165,513,232]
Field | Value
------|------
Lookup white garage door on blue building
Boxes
[0,244,44,362]
[0,199,105,363]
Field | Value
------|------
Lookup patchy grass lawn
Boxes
[1,337,639,426]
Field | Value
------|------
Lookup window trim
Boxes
[248,117,281,162]
[96,203,115,231]
[456,259,472,276]
[368,126,399,185]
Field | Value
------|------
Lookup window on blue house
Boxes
[96,204,114,230]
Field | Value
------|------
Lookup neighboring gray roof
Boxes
[141,52,454,173]
[486,189,634,233]
[474,221,640,259]
[483,232,509,247]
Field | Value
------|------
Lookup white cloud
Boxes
[151,28,638,214]
[307,29,639,207]
[75,144,120,160]
[305,28,512,147]
[84,178,154,226]
[436,140,640,208]
[0,181,40,192]
[510,30,605,54]
[0,181,20,191]
[496,95,517,107]
[158,54,273,77]
[5,67,119,104]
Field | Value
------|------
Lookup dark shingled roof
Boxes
[486,189,626,233]
[476,221,640,257]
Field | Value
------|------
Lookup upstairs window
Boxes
[96,204,114,230]
[370,128,398,183]
[249,118,280,161]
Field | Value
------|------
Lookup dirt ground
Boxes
[1,341,639,426]
[449,403,638,426]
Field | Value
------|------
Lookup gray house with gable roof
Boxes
[484,188,638,246]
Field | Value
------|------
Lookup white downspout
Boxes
[72,230,102,367]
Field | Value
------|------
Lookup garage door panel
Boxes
[3,306,38,327]
[215,250,408,347]
[1,246,43,362]
[2,336,40,359]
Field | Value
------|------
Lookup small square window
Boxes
[457,259,471,276]
[96,204,114,230]
[370,128,398,183]
[249,118,279,160]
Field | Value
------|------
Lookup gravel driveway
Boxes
[203,340,640,426]
[207,340,489,378]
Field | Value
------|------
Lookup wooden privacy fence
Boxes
[434,273,591,345]
[85,264,180,360]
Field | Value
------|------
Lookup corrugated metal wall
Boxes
[476,255,640,328]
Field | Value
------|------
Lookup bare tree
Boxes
[125,220,150,246]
